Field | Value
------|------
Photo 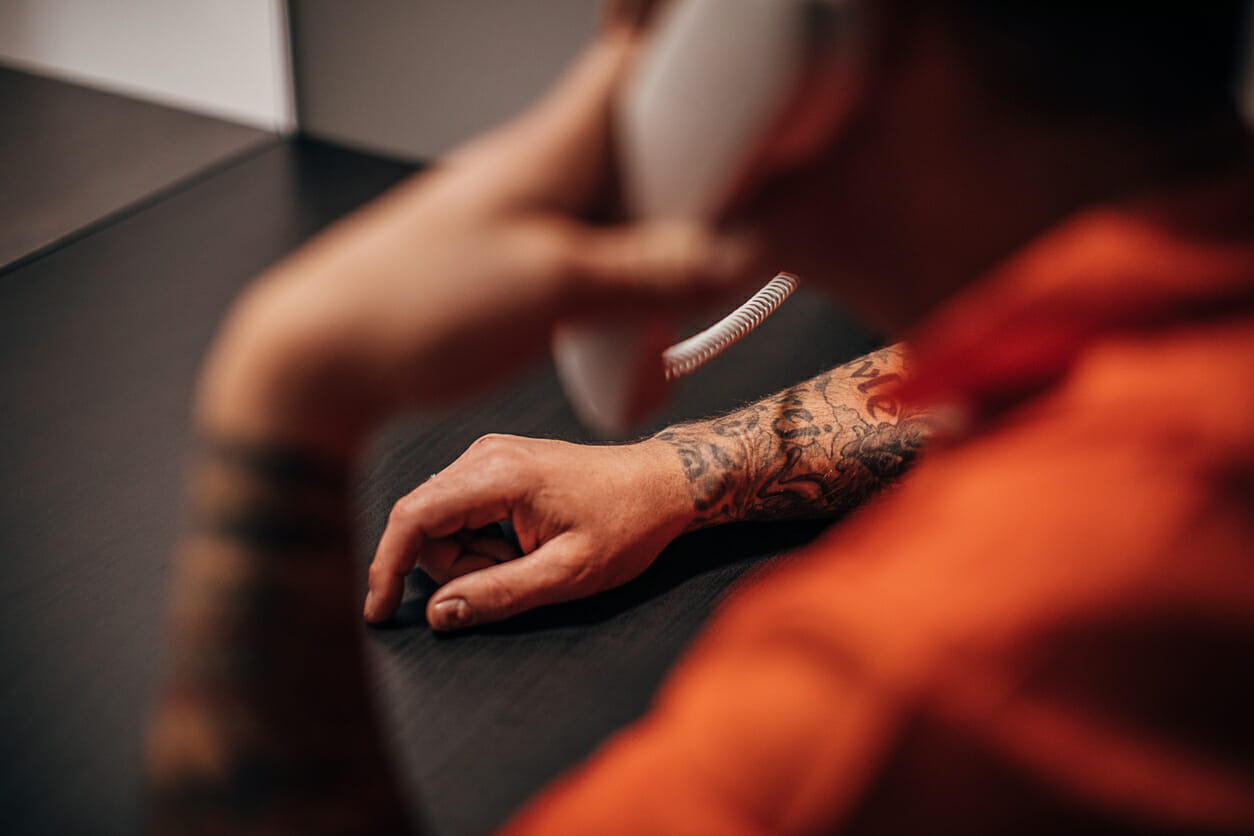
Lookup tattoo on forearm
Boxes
[656,346,931,530]
[148,438,411,834]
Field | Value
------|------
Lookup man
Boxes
[148,1,1254,833]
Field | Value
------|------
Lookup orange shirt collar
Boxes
[898,165,1254,428]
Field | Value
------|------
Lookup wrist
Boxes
[630,436,707,534]
[647,420,755,532]
[194,278,385,464]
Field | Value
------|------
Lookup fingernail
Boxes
[432,597,472,630]
[363,591,379,621]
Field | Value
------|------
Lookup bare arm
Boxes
[656,344,930,531]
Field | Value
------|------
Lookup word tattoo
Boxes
[657,347,929,530]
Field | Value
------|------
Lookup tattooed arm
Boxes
[150,343,929,832]
[366,344,931,629]
[657,344,930,531]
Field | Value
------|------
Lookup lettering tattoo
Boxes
[655,345,930,531]
[147,438,411,835]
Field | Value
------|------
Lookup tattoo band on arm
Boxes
[655,345,931,531]
[147,437,413,835]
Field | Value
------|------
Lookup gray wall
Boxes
[290,0,601,161]
[289,1,1254,162]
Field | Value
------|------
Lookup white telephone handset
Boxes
[553,0,845,436]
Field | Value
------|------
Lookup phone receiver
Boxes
[554,0,845,436]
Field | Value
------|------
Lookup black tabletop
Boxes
[0,66,270,271]
[0,74,875,836]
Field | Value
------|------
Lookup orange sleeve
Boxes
[496,343,1254,834]
[497,554,911,836]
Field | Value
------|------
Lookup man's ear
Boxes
[601,0,672,34]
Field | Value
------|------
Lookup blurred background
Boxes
[3,0,1251,270]
[3,0,1253,158]
[0,0,602,158]
[0,0,611,268]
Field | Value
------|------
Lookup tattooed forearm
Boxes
[655,345,931,530]
[147,438,411,835]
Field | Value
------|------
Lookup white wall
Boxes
[0,0,294,132]
[290,0,600,160]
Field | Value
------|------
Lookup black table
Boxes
[0,71,875,836]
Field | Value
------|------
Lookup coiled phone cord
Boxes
[662,271,800,381]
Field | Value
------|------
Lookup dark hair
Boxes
[942,0,1251,127]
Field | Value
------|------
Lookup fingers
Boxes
[458,531,522,565]
[365,438,529,623]
[560,220,761,311]
[425,534,592,631]
[412,530,521,585]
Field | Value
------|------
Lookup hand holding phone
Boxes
[554,0,848,435]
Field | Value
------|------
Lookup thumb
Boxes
[561,220,760,311]
[425,535,593,631]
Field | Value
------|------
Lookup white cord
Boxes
[662,272,800,381]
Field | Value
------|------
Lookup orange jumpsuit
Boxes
[504,168,1254,835]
